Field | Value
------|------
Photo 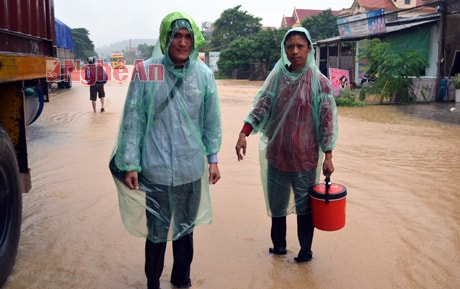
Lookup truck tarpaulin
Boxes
[55,18,74,51]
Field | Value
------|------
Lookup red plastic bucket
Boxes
[310,176,347,231]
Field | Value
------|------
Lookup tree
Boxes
[71,28,96,60]
[217,38,257,75]
[123,43,155,65]
[210,5,262,51]
[217,28,286,77]
[137,43,154,59]
[123,49,136,65]
[301,9,339,42]
[251,28,287,69]
[358,38,429,103]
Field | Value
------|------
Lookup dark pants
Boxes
[271,214,314,256]
[267,164,315,255]
[142,179,201,289]
[145,233,193,289]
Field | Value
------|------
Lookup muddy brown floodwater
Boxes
[2,74,460,289]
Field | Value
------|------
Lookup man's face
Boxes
[284,34,311,72]
[168,27,193,66]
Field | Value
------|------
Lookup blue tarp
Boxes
[55,18,74,51]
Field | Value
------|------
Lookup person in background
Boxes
[84,56,107,112]
[235,27,338,263]
[109,12,222,289]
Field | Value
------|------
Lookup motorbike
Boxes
[360,73,377,86]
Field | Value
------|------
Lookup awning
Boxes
[315,16,440,45]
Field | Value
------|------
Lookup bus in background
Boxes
[110,52,125,69]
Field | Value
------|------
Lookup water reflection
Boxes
[396,102,460,125]
[338,102,460,126]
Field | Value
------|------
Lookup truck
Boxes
[53,18,75,89]
[110,52,125,69]
[0,0,74,287]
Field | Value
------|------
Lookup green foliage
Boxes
[418,85,432,101]
[358,38,382,78]
[301,9,339,41]
[358,38,428,103]
[249,28,287,68]
[71,28,96,60]
[454,73,460,89]
[210,5,262,50]
[123,50,136,65]
[335,88,366,107]
[216,28,286,76]
[359,82,371,101]
[217,38,256,75]
[108,43,153,65]
[198,42,211,53]
[137,43,154,60]
[210,7,339,78]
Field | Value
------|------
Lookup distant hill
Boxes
[96,38,156,58]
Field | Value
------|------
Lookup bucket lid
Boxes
[310,183,347,200]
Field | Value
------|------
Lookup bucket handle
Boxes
[324,172,331,204]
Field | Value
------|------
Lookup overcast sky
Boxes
[54,0,353,48]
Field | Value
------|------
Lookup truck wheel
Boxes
[0,126,22,287]
[64,72,72,89]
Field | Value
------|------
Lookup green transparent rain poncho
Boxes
[244,27,338,217]
[110,12,222,243]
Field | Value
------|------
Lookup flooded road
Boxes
[2,77,460,289]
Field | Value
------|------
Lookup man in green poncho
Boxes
[110,12,222,289]
[235,27,338,263]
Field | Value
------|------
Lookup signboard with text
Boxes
[337,9,386,37]
[329,68,350,97]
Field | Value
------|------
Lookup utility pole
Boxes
[440,0,447,78]
[435,0,448,100]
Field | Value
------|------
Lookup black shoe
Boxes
[269,247,287,255]
[294,251,313,263]
[170,279,191,288]
[101,108,105,112]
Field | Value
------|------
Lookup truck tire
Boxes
[0,126,22,288]
[58,76,72,89]
[63,71,72,89]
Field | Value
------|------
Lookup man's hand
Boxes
[235,133,247,161]
[209,163,221,184]
[322,151,334,176]
[124,170,139,190]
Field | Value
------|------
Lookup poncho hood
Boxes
[159,12,205,54]
[280,27,316,76]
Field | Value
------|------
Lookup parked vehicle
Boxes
[110,52,125,69]
[53,18,75,89]
[0,0,73,287]
[360,73,377,86]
